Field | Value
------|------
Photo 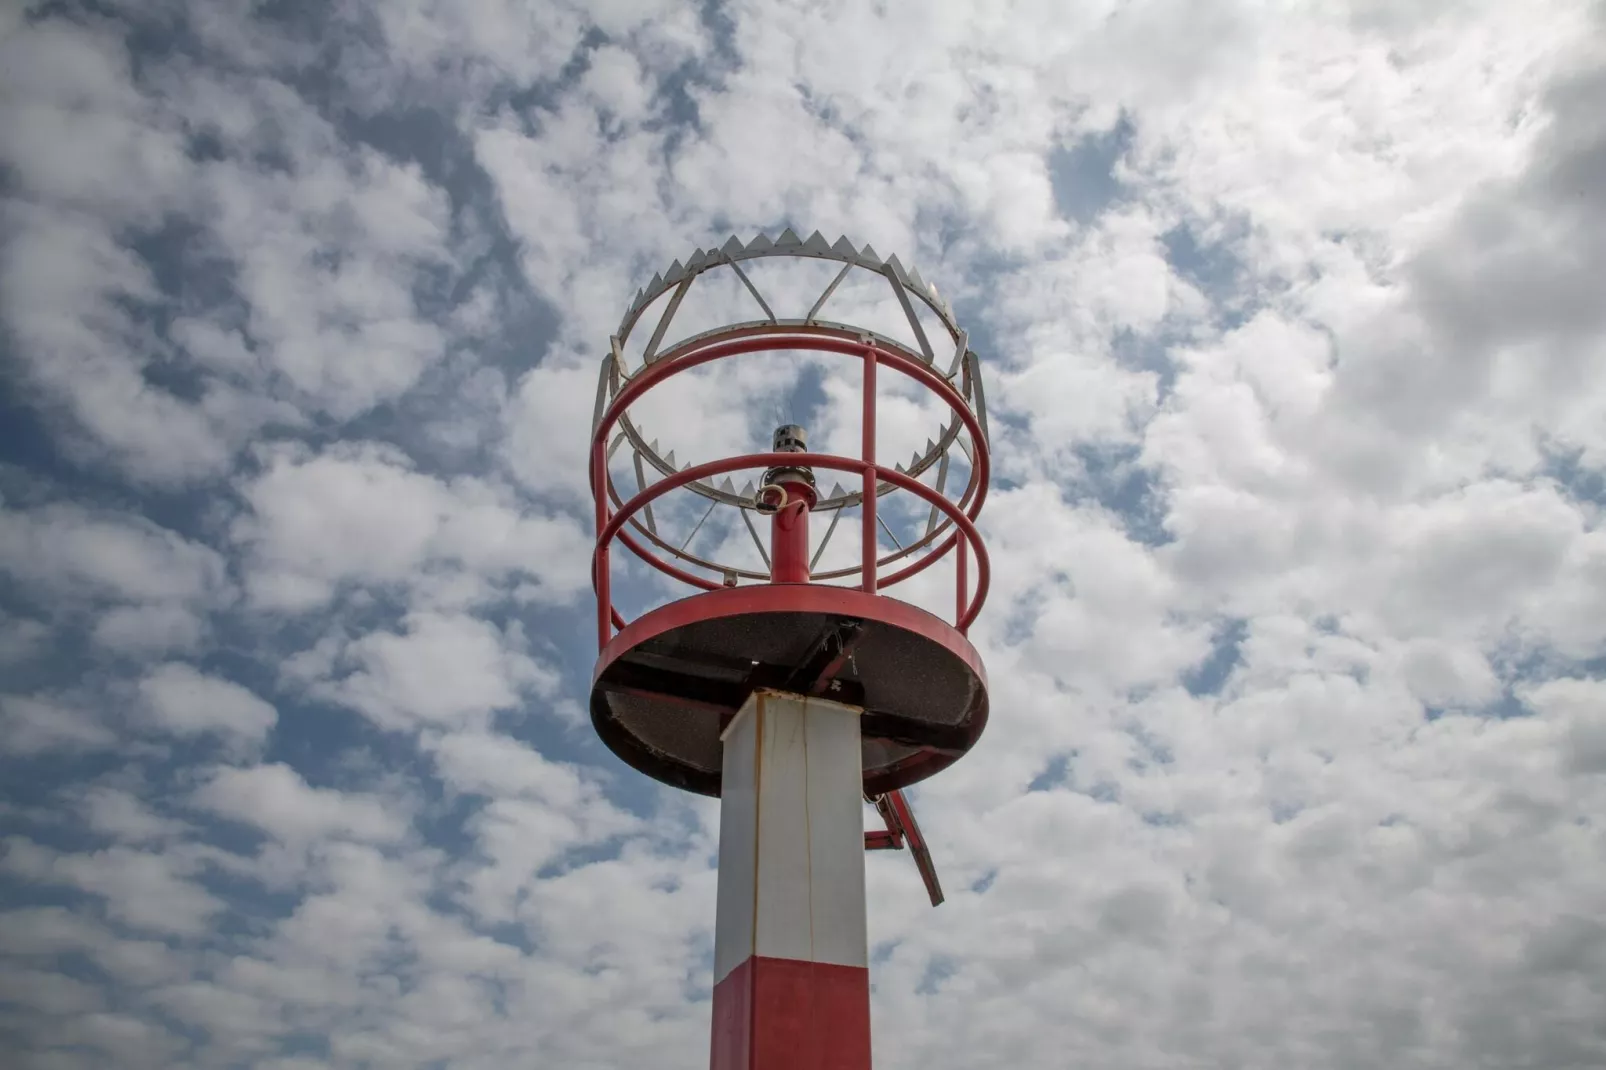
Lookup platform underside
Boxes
[589,586,989,797]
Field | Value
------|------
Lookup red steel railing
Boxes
[591,334,990,649]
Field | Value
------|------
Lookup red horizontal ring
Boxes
[589,331,990,609]
[595,450,989,633]
[592,331,988,521]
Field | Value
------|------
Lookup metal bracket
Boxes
[865,789,944,907]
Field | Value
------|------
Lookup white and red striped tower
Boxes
[586,232,992,1068]
[711,689,870,1069]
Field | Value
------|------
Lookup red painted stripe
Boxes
[710,955,871,1070]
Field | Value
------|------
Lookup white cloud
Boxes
[429,729,593,802]
[1396,638,1502,710]
[0,8,471,486]
[80,786,190,845]
[0,12,231,484]
[583,44,654,121]
[0,502,228,662]
[26,1010,185,1070]
[1522,677,1606,776]
[355,0,706,114]
[0,17,188,221]
[427,730,644,919]
[1,839,224,937]
[0,964,107,1016]
[91,603,208,656]
[453,795,637,921]
[195,127,455,420]
[149,980,278,1061]
[0,907,186,988]
[0,610,50,665]
[304,611,556,732]
[0,693,116,756]
[137,663,277,747]
[192,763,408,845]
[234,441,591,611]
[502,361,600,503]
[0,503,226,607]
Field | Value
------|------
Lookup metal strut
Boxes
[865,789,945,907]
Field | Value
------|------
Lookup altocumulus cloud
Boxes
[2,1,1606,1068]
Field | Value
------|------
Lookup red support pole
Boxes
[861,349,877,595]
[956,536,968,634]
[593,437,612,651]
[769,481,816,584]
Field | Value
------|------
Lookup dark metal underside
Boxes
[590,599,988,797]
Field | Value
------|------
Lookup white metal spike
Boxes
[948,328,969,377]
[664,259,687,286]
[894,461,906,473]
[648,439,659,455]
[663,449,677,470]
[802,231,832,255]
[908,266,926,294]
[746,233,774,254]
[857,244,883,269]
[830,236,858,259]
[775,227,802,248]
[687,248,708,271]
[924,438,937,457]
[910,450,923,470]
[721,235,745,257]
[739,479,756,499]
[884,254,910,286]
[632,287,645,309]
[827,482,847,499]
[718,477,735,494]
[646,272,664,298]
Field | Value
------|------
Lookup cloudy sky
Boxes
[3,1,1606,1067]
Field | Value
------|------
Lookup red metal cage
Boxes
[591,326,991,648]
[587,238,993,910]
[588,324,992,805]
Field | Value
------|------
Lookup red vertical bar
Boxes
[769,480,815,584]
[592,437,611,651]
[861,347,877,595]
[956,536,968,633]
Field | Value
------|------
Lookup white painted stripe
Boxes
[712,699,759,983]
[781,693,867,967]
[712,690,868,984]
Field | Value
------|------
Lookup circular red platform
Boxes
[589,585,989,797]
